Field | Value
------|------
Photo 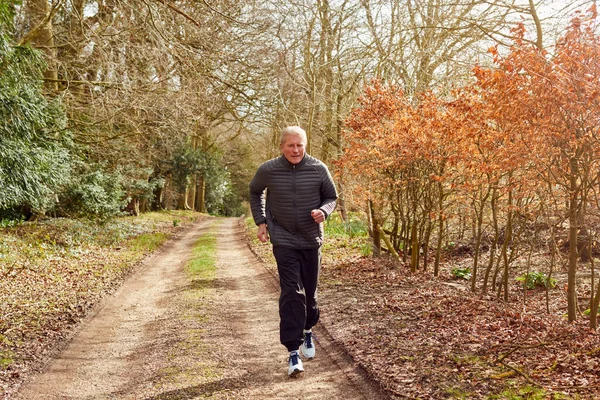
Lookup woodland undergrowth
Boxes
[246,214,600,400]
[0,211,202,397]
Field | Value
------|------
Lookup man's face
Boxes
[280,134,306,164]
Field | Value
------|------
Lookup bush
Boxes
[0,16,72,213]
[58,167,128,221]
[516,271,556,290]
[451,267,472,280]
[122,167,164,205]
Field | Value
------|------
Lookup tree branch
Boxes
[152,0,203,29]
[18,0,65,46]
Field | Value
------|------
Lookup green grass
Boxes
[445,386,476,399]
[136,210,200,225]
[324,212,369,238]
[157,224,221,390]
[186,231,217,278]
[489,385,571,400]
[127,232,169,253]
[0,349,14,370]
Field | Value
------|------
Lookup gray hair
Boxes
[280,126,307,145]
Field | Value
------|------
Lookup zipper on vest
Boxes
[292,164,297,236]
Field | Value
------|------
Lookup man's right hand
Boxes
[257,223,269,243]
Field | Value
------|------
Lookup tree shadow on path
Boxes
[143,374,251,400]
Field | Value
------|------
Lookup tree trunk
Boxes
[471,210,484,292]
[589,232,600,329]
[188,174,197,211]
[567,157,580,322]
[377,224,400,263]
[483,188,499,293]
[423,219,432,272]
[23,0,58,91]
[177,186,189,210]
[195,175,206,213]
[139,198,149,213]
[410,219,418,273]
[368,200,381,256]
[498,184,513,301]
[434,182,445,277]
[152,179,165,211]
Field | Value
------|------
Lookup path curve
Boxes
[16,217,389,399]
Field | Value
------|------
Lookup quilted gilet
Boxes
[249,154,337,249]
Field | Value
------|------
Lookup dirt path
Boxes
[16,217,389,400]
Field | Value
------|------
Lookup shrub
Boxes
[58,167,128,221]
[0,15,72,213]
[451,267,472,280]
[516,271,556,290]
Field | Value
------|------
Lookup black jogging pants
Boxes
[273,245,321,352]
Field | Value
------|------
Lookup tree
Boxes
[475,8,600,320]
[0,5,71,215]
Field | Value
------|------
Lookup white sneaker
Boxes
[300,331,315,359]
[287,351,304,377]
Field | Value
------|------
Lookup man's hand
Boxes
[257,223,269,243]
[311,209,325,224]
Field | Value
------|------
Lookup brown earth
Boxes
[15,217,388,399]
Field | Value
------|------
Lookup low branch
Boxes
[376,224,401,262]
[18,0,65,46]
[41,78,122,87]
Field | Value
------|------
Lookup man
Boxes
[249,126,337,377]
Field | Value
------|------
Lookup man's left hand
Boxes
[311,209,325,224]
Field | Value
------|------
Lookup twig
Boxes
[200,0,249,25]
[499,361,539,387]
[497,341,553,363]
[496,333,578,363]
[152,0,203,29]
[550,384,600,390]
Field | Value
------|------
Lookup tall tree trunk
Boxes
[471,208,484,292]
[318,0,334,163]
[23,0,59,91]
[177,186,189,210]
[410,215,418,273]
[192,128,207,213]
[195,175,206,213]
[483,188,499,293]
[423,219,432,272]
[434,181,445,277]
[189,175,197,211]
[567,157,580,322]
[368,200,381,256]
[498,181,513,301]
[589,233,600,329]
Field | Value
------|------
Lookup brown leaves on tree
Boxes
[338,10,600,322]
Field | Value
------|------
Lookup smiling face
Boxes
[280,132,306,165]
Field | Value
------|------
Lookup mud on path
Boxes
[16,218,388,399]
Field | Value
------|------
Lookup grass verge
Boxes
[156,221,223,392]
[0,211,203,397]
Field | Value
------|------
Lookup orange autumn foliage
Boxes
[338,9,600,322]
